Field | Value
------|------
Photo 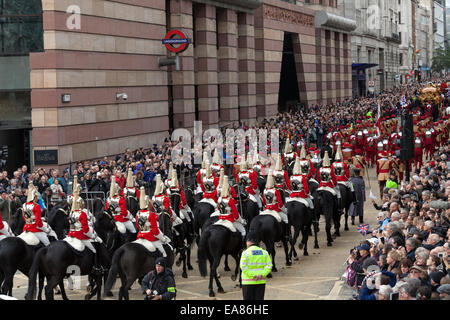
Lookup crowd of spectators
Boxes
[345,143,450,300]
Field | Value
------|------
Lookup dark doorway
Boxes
[278,32,300,113]
[0,129,30,173]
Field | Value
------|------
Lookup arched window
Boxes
[0,0,43,55]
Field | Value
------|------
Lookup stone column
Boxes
[170,0,195,129]
[237,12,256,125]
[194,4,219,128]
[217,8,239,126]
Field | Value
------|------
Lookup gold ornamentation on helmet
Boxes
[323,151,331,167]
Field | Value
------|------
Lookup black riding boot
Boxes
[337,197,343,215]
[93,250,103,275]
[351,216,355,225]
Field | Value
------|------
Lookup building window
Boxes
[0,0,43,55]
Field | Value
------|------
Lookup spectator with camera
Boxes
[141,257,176,301]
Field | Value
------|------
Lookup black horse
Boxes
[286,200,317,260]
[26,240,111,300]
[125,194,139,218]
[316,189,339,246]
[0,209,53,297]
[198,224,242,297]
[248,214,291,273]
[103,212,174,300]
[47,202,70,240]
[193,201,215,242]
[169,191,194,278]
[338,183,354,231]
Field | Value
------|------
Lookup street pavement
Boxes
[10,166,382,300]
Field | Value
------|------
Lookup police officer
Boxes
[141,257,176,300]
[240,230,273,300]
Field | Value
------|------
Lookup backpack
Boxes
[345,264,357,289]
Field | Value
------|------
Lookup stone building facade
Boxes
[28,0,355,167]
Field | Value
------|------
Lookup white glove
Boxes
[163,235,171,243]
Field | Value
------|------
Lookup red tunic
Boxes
[218,198,240,223]
[240,170,258,195]
[202,189,218,203]
[274,170,291,190]
[331,162,350,181]
[153,194,174,217]
[23,202,44,233]
[318,169,337,188]
[68,210,90,240]
[104,196,129,222]
[262,188,284,212]
[290,175,310,198]
[0,211,4,230]
[136,210,160,242]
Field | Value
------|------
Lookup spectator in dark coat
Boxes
[141,257,176,300]
[350,168,366,224]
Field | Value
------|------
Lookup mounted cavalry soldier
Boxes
[282,138,297,175]
[273,154,291,204]
[67,189,102,270]
[135,187,171,258]
[196,152,212,195]
[214,176,246,238]
[211,149,224,176]
[201,165,219,205]
[246,154,263,209]
[216,168,237,199]
[331,146,356,204]
[152,174,183,229]
[262,171,288,225]
[168,169,194,232]
[288,157,315,215]
[298,145,317,183]
[238,157,260,209]
[20,181,53,246]
[105,178,137,235]
[123,168,140,200]
[317,151,341,213]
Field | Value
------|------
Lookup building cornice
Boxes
[193,0,262,13]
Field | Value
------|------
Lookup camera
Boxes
[438,252,444,259]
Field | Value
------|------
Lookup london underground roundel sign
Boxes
[162,30,190,54]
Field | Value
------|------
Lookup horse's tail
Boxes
[27,246,48,300]
[197,227,211,277]
[103,245,125,295]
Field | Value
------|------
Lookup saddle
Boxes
[285,197,310,208]
[132,238,156,254]
[18,231,40,246]
[317,186,337,196]
[63,237,86,255]
[213,219,237,233]
[260,209,282,223]
[199,198,217,208]
[210,210,220,217]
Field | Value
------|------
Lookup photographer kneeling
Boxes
[141,257,176,300]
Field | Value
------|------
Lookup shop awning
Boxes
[352,63,378,70]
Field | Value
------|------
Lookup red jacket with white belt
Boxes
[105,196,129,222]
[218,198,240,223]
[23,202,44,233]
[68,210,90,240]
[136,210,160,242]
[262,188,284,212]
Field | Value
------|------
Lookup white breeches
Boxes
[115,220,137,234]
[34,232,50,246]
[279,208,289,224]
[334,186,341,199]
[234,221,246,237]
[82,240,96,254]
[180,207,192,222]
[0,222,14,237]
[153,240,167,257]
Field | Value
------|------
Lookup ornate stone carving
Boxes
[263,4,314,27]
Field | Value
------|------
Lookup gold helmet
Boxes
[265,170,275,189]
[299,144,307,159]
[323,151,331,167]
[170,168,179,189]
[139,186,148,210]
[26,181,39,203]
[109,177,119,197]
[221,175,230,198]
[240,157,248,171]
[154,174,162,196]
[72,192,81,211]
[275,153,283,171]
[218,168,225,187]
[126,168,134,188]
[213,149,220,164]
[293,157,301,175]
[284,138,292,153]
[335,145,343,162]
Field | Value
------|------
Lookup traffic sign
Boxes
[162,30,190,54]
